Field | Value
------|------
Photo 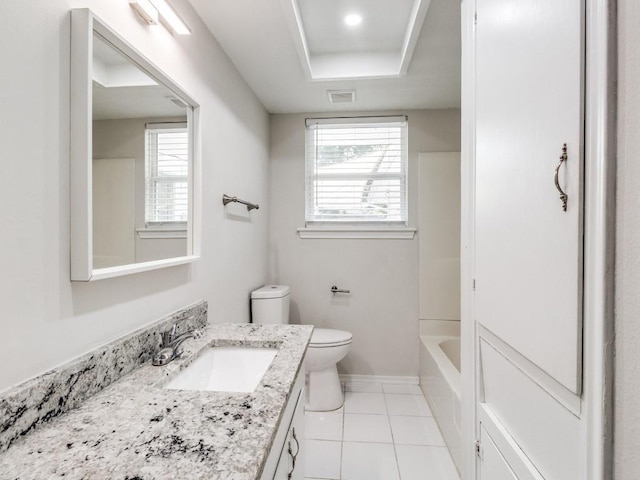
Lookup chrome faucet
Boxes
[152,323,202,366]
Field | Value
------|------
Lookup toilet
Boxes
[251,285,353,411]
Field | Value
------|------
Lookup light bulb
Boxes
[344,14,362,27]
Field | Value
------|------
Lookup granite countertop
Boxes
[0,323,313,480]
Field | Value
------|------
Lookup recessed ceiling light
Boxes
[344,14,362,27]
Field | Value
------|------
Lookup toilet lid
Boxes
[309,328,353,347]
[251,285,290,299]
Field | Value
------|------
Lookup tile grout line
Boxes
[383,389,404,480]
[340,383,345,480]
[313,383,459,480]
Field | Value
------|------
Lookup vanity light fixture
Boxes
[149,0,191,35]
[130,0,190,35]
[129,0,158,25]
[344,13,362,27]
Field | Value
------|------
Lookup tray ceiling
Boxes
[187,0,461,113]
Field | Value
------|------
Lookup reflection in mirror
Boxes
[91,32,190,269]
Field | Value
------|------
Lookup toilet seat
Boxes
[309,328,353,348]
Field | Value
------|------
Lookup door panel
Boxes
[474,0,584,393]
[479,339,582,479]
[480,425,518,480]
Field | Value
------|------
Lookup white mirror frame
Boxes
[70,9,200,281]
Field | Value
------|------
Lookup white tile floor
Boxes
[304,382,460,480]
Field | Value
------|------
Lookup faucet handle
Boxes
[161,323,178,347]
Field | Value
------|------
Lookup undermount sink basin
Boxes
[163,346,278,393]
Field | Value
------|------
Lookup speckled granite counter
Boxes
[0,318,312,480]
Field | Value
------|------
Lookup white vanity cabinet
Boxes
[261,370,305,480]
[272,393,305,479]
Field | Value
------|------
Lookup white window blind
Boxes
[145,123,189,225]
[305,116,408,225]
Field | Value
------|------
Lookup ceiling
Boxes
[291,0,429,80]
[92,33,188,120]
[92,83,187,120]
[187,0,461,113]
[300,0,415,56]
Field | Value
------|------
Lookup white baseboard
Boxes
[339,374,419,385]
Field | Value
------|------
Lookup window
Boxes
[145,123,189,227]
[305,116,408,226]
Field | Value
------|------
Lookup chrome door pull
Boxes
[287,427,300,479]
[554,143,569,212]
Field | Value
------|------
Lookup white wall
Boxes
[615,0,640,476]
[269,110,461,376]
[418,152,461,322]
[0,0,269,391]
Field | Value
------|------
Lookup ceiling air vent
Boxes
[167,96,187,108]
[327,90,356,104]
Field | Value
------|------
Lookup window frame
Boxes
[301,116,414,238]
[144,121,189,230]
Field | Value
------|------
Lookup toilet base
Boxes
[305,365,344,411]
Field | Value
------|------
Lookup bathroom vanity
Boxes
[0,302,311,479]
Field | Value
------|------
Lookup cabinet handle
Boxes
[287,428,300,479]
[554,143,569,212]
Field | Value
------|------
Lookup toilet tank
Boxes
[251,285,290,324]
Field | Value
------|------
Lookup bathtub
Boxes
[419,334,462,473]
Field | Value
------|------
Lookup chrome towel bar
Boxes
[222,194,259,211]
[331,285,350,294]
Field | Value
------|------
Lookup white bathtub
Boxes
[419,335,462,474]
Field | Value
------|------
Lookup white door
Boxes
[92,157,135,268]
[474,0,584,393]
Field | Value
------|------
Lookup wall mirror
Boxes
[71,9,200,281]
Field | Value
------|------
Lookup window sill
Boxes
[136,227,187,239]
[297,226,416,239]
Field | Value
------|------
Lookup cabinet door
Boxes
[291,392,305,480]
[273,391,305,480]
[273,448,289,480]
[475,0,584,393]
[288,391,305,480]
[479,425,518,480]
